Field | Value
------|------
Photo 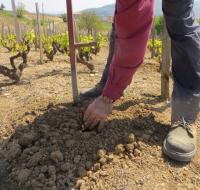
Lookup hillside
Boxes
[83,0,200,18]
[0,10,65,35]
[0,10,62,26]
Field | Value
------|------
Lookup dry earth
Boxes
[0,45,200,190]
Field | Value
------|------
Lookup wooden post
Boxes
[94,28,97,41]
[74,20,78,42]
[8,26,11,35]
[1,23,4,37]
[161,20,171,100]
[33,23,38,51]
[151,26,156,58]
[66,0,79,103]
[48,20,51,36]
[42,3,45,24]
[35,2,43,64]
[52,21,55,35]
[11,0,22,43]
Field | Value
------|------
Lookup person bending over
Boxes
[83,0,200,162]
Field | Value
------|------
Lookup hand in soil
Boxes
[83,96,113,132]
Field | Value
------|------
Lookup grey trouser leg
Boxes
[99,23,115,85]
[163,0,200,122]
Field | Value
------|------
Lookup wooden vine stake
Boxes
[161,19,171,100]
[11,0,22,43]
[35,2,43,64]
[42,3,45,24]
[66,0,97,103]
[66,0,79,103]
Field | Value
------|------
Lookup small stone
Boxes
[50,151,63,163]
[17,169,31,184]
[93,163,101,172]
[87,170,93,177]
[134,149,141,157]
[107,154,114,162]
[99,158,107,165]
[115,144,125,155]
[125,144,134,153]
[74,155,81,164]
[134,142,140,149]
[97,149,106,158]
[128,133,135,143]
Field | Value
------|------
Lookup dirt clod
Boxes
[27,151,42,167]
[128,133,136,143]
[134,149,141,157]
[6,142,22,161]
[19,132,37,147]
[61,162,70,172]
[17,169,31,184]
[50,151,63,163]
[99,157,107,165]
[97,149,106,158]
[115,144,125,155]
[93,163,101,172]
[125,143,135,153]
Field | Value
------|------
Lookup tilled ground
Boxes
[0,46,200,190]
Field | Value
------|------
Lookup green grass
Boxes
[0,10,13,18]
[0,10,34,25]
[99,21,112,31]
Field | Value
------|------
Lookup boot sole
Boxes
[163,139,196,162]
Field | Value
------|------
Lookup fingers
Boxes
[83,97,110,132]
[88,119,100,130]
[85,115,96,128]
[84,112,104,132]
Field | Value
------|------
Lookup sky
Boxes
[0,0,115,13]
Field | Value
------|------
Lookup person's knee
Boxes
[163,0,194,17]
[163,0,198,36]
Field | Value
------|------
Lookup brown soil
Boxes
[0,45,200,190]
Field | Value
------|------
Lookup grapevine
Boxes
[0,31,35,82]
[148,39,162,62]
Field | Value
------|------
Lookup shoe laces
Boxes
[172,117,194,138]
